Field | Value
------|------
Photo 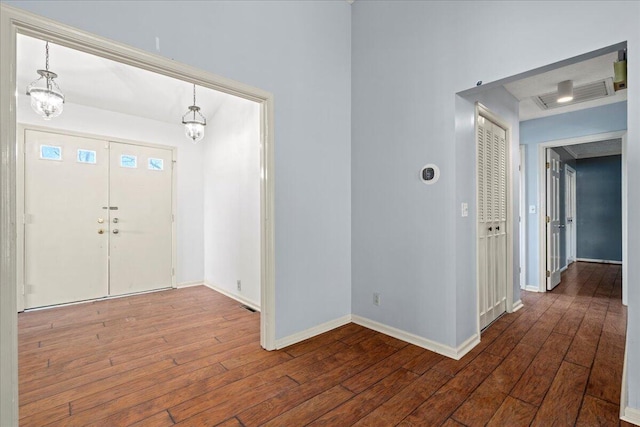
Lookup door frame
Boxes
[519,145,527,289]
[475,103,514,335]
[564,164,577,267]
[16,124,179,311]
[536,130,627,293]
[1,5,276,421]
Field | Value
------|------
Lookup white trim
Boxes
[352,314,478,360]
[519,145,527,290]
[621,346,628,420]
[204,281,260,313]
[0,5,277,422]
[525,285,542,293]
[16,124,180,311]
[475,103,515,337]
[622,134,628,306]
[575,258,622,265]
[537,130,627,293]
[564,164,577,268]
[177,280,204,289]
[560,266,568,273]
[512,300,524,312]
[275,315,352,350]
[622,407,640,426]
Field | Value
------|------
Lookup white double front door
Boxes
[22,129,174,309]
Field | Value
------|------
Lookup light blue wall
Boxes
[576,155,622,261]
[521,102,627,288]
[351,1,640,410]
[5,0,353,340]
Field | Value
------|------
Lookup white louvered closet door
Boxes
[477,116,507,329]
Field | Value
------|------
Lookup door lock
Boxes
[112,229,119,234]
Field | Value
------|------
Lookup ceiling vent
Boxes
[533,78,615,110]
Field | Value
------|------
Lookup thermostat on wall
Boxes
[420,164,440,184]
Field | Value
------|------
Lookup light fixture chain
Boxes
[45,41,49,71]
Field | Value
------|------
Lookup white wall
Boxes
[351,0,639,412]
[17,96,205,285]
[204,96,261,308]
[5,0,353,341]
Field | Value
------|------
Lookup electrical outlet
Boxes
[373,292,381,306]
[237,280,241,291]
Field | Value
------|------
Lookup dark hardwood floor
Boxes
[19,262,632,426]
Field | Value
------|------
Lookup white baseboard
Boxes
[619,347,640,425]
[576,258,622,265]
[525,285,542,292]
[351,314,478,360]
[622,406,640,425]
[204,281,260,312]
[275,314,352,349]
[177,280,204,289]
[560,266,568,273]
[512,300,524,312]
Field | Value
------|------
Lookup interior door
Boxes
[565,165,576,265]
[546,149,561,290]
[23,130,109,308]
[108,142,174,296]
[478,115,507,329]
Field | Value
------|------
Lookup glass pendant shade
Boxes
[27,42,64,120]
[184,115,205,142]
[182,85,206,143]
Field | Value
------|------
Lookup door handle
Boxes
[495,226,500,231]
[113,217,119,223]
[488,227,493,231]
[112,229,119,234]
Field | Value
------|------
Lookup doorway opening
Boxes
[1,7,276,421]
[537,132,626,299]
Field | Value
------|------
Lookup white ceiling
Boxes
[564,138,622,159]
[17,35,235,126]
[504,51,627,121]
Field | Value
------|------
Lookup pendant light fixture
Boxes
[26,41,65,120]
[182,84,206,143]
[557,80,574,103]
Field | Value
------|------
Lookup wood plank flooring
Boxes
[19,262,632,426]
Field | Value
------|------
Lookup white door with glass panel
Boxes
[109,142,173,296]
[23,129,174,309]
[477,115,508,330]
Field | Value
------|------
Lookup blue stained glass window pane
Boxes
[40,145,62,160]
[77,149,97,164]
[120,154,137,168]
[148,158,164,171]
